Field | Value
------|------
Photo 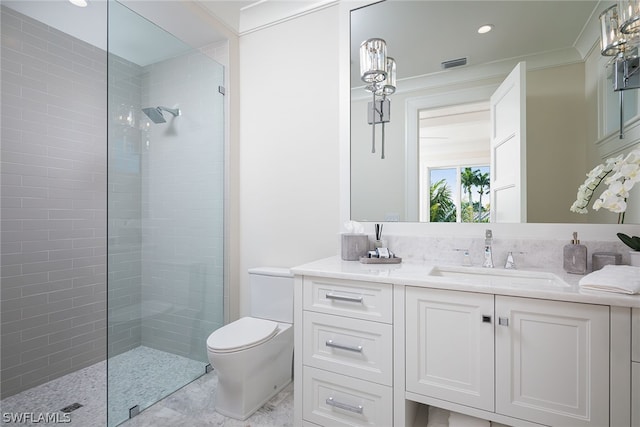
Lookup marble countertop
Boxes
[291,256,640,308]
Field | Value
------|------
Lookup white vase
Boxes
[630,251,640,267]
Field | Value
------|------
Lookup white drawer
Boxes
[633,308,639,363]
[303,311,393,386]
[633,362,639,427]
[303,366,392,427]
[303,276,392,323]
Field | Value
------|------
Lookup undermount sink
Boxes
[428,266,569,288]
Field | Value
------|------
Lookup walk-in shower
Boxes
[0,1,226,425]
[141,106,181,124]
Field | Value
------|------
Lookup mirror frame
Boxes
[338,0,639,241]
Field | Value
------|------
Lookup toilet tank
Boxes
[249,267,294,323]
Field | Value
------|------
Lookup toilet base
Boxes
[209,323,293,420]
[215,377,291,421]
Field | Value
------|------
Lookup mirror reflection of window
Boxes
[419,103,491,223]
[426,166,490,223]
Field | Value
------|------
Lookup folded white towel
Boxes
[427,406,450,426]
[578,265,640,294]
[449,412,490,427]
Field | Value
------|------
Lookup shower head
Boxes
[142,106,181,124]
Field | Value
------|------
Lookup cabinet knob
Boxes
[482,315,492,323]
[498,317,509,326]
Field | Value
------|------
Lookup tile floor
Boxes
[0,347,293,427]
[122,374,293,427]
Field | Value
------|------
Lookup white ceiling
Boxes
[351,1,607,89]
[1,0,332,66]
[4,0,609,79]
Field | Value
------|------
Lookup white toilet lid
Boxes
[207,317,279,353]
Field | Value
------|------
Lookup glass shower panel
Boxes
[107,2,224,425]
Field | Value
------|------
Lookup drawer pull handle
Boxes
[326,293,363,303]
[326,340,363,353]
[325,397,364,414]
[498,317,509,327]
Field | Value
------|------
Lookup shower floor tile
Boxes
[108,346,206,426]
[0,360,107,426]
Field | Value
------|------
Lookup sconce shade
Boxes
[360,38,387,83]
[376,57,397,96]
[600,5,626,56]
[618,0,640,33]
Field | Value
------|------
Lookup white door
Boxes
[406,287,494,411]
[490,62,526,222]
[495,296,610,427]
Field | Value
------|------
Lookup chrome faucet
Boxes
[483,229,494,268]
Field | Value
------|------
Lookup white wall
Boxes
[238,5,341,316]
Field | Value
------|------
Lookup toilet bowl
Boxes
[206,267,294,420]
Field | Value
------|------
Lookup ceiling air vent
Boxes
[441,57,467,69]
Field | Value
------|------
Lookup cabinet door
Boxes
[406,287,494,412]
[495,296,609,427]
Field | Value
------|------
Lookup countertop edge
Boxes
[291,256,640,308]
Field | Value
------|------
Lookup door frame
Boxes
[405,84,498,221]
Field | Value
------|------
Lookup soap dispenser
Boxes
[563,232,587,274]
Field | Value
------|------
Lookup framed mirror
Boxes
[350,0,640,224]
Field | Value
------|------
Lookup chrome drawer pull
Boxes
[325,340,363,353]
[325,397,364,414]
[325,293,364,303]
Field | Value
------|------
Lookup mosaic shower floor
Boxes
[0,346,293,426]
[108,346,206,425]
[0,359,107,426]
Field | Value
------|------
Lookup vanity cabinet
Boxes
[294,259,636,427]
[406,287,610,427]
[299,276,393,426]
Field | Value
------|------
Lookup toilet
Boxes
[206,267,294,420]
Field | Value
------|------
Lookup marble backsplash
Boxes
[377,234,633,273]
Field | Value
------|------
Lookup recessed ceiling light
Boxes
[69,0,88,7]
[478,24,493,34]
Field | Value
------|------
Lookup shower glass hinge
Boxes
[218,86,226,95]
[205,363,213,374]
[129,405,140,419]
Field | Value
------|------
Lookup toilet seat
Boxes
[207,317,279,353]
